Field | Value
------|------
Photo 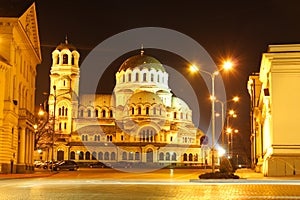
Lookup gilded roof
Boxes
[128,91,163,105]
[118,54,166,72]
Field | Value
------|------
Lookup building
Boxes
[0,2,42,173]
[248,44,300,176]
[43,41,211,168]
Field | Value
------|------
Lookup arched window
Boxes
[194,153,198,161]
[138,106,141,115]
[172,153,176,161]
[94,135,100,141]
[110,110,113,117]
[104,152,109,160]
[129,152,134,160]
[92,152,97,160]
[65,108,68,116]
[143,73,147,81]
[62,106,65,116]
[79,151,84,160]
[122,152,127,160]
[111,152,116,160]
[87,109,91,117]
[146,107,149,115]
[63,54,68,64]
[70,151,75,160]
[81,135,88,141]
[59,123,62,130]
[128,73,131,82]
[80,110,84,117]
[151,74,154,82]
[174,112,177,119]
[183,153,187,161]
[157,75,160,82]
[135,73,139,81]
[95,109,99,117]
[135,152,140,160]
[59,108,62,116]
[131,107,134,115]
[85,151,91,160]
[189,153,193,161]
[159,152,164,160]
[57,56,60,64]
[98,152,103,160]
[180,112,183,119]
[102,109,106,118]
[166,152,170,161]
[122,74,125,82]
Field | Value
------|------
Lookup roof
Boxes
[0,0,34,17]
[118,53,166,72]
[56,38,77,51]
[128,91,163,105]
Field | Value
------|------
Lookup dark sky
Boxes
[32,0,300,163]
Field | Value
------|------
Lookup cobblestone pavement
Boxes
[1,168,300,199]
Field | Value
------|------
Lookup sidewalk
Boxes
[0,168,57,180]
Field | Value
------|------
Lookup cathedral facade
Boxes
[45,41,210,168]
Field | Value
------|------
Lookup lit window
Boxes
[63,54,68,64]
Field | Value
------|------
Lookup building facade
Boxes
[0,2,42,173]
[248,44,300,176]
[44,42,211,168]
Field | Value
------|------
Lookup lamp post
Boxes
[190,60,233,173]
[215,96,239,149]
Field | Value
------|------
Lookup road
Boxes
[1,168,300,200]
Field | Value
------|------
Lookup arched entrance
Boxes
[57,150,64,161]
[146,149,153,163]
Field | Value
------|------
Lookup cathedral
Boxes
[43,40,210,168]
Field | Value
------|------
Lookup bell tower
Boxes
[48,37,80,137]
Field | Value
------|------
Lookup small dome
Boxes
[172,97,190,111]
[118,54,166,72]
[56,37,76,51]
[128,91,163,105]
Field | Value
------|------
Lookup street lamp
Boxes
[189,60,233,173]
[215,96,239,149]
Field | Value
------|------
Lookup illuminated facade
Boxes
[47,42,210,167]
[248,44,300,176]
[0,3,42,173]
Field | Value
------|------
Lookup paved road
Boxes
[1,168,300,200]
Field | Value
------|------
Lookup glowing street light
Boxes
[189,60,233,173]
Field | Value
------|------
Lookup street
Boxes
[1,168,300,199]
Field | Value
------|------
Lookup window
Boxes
[70,151,75,160]
[138,106,141,115]
[189,153,193,161]
[157,75,160,82]
[180,112,183,119]
[166,152,170,161]
[71,56,75,65]
[95,109,99,117]
[59,123,62,130]
[128,73,131,82]
[170,136,173,142]
[79,151,84,160]
[153,107,156,115]
[85,152,91,160]
[121,135,124,141]
[146,107,149,115]
[122,74,125,82]
[110,110,113,117]
[111,152,116,160]
[143,73,147,81]
[88,109,91,117]
[82,135,88,141]
[80,110,84,117]
[63,54,68,64]
[62,106,65,116]
[64,123,67,130]
[102,110,106,118]
[183,153,187,161]
[57,56,60,64]
[65,108,68,116]
[151,74,154,82]
[122,152,127,160]
[194,153,198,161]
[135,152,140,160]
[92,152,97,160]
[172,153,176,161]
[104,152,109,160]
[135,73,139,81]
[159,152,164,160]
[98,152,103,160]
[131,107,134,115]
[94,135,100,141]
[129,152,133,160]
[174,112,177,119]
[59,108,62,116]
[106,135,112,142]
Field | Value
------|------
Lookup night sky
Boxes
[14,0,300,163]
